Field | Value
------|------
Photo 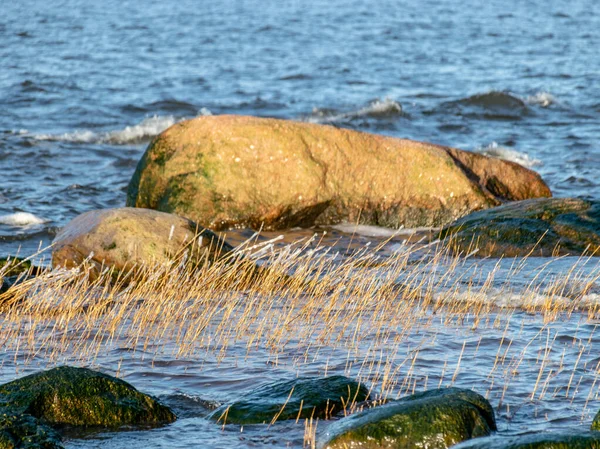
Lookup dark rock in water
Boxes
[208,375,369,425]
[0,414,63,449]
[450,432,600,449]
[440,198,600,257]
[0,257,46,295]
[592,409,600,430]
[51,207,234,278]
[0,366,176,428]
[318,387,496,449]
[126,115,550,231]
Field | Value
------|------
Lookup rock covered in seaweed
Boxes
[208,376,369,425]
[318,387,496,449]
[126,115,550,231]
[51,207,233,276]
[0,366,176,428]
[440,198,600,257]
[451,433,600,449]
[0,414,63,449]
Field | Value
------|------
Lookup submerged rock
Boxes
[0,414,63,449]
[318,387,496,449]
[440,198,600,257]
[0,366,176,428]
[451,432,600,449]
[51,207,233,276]
[208,375,369,425]
[126,115,550,231]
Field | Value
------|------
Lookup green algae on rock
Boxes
[208,376,369,425]
[0,366,176,428]
[440,198,600,257]
[0,257,46,295]
[0,414,63,449]
[51,207,233,277]
[318,387,496,449]
[451,432,600,449]
[126,115,550,231]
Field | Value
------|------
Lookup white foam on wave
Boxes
[0,212,48,227]
[30,109,213,145]
[331,224,439,238]
[306,98,402,124]
[525,91,556,107]
[479,142,542,168]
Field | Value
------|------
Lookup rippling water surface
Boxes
[1,0,600,447]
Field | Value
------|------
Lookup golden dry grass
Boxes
[2,232,600,442]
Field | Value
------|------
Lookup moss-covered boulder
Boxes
[0,366,175,428]
[208,375,369,425]
[51,207,233,276]
[126,115,550,231]
[318,387,496,449]
[451,433,600,449]
[440,198,600,257]
[591,409,600,430]
[0,414,63,449]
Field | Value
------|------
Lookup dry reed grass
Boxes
[2,231,600,439]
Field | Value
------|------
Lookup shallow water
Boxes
[2,0,600,447]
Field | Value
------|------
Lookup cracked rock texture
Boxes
[126,115,551,231]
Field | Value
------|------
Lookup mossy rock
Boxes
[318,387,496,449]
[208,375,369,425]
[51,207,234,278]
[0,414,63,449]
[441,198,600,257]
[126,115,550,231]
[0,366,175,428]
[451,433,600,449]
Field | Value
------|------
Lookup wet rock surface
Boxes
[126,115,550,231]
[441,198,600,257]
[209,375,369,425]
[451,432,600,449]
[318,387,496,449]
[0,366,176,428]
[0,414,63,449]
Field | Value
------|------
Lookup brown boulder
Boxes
[52,208,233,275]
[126,115,551,231]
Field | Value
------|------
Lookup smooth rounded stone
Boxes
[451,432,600,449]
[51,207,234,276]
[0,366,176,428]
[126,115,550,231]
[318,387,496,449]
[208,375,370,425]
[0,414,63,449]
[440,198,600,257]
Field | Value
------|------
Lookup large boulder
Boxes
[51,207,233,275]
[0,366,176,428]
[126,115,550,231]
[451,433,600,449]
[318,387,496,449]
[440,198,600,257]
[208,375,369,425]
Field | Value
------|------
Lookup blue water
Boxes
[2,0,600,447]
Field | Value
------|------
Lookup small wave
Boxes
[479,142,542,168]
[306,98,403,124]
[30,113,209,145]
[525,91,556,107]
[0,212,48,227]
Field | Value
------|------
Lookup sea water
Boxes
[1,0,600,447]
